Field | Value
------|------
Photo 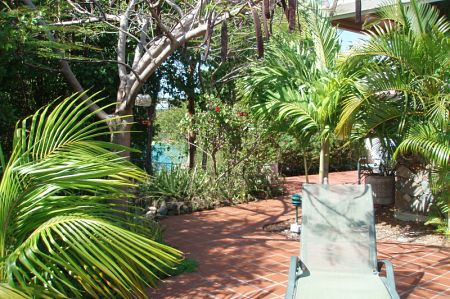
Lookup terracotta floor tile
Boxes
[243,289,280,299]
[261,283,287,297]
[261,272,289,284]
[432,275,450,286]
[419,281,449,293]
[225,270,259,283]
[407,287,441,298]
[246,278,279,289]
[207,291,241,299]
[403,294,426,299]
[208,276,243,288]
[227,282,262,295]
[152,171,449,298]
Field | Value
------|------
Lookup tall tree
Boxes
[240,5,359,183]
[20,0,271,156]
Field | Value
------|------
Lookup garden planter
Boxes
[365,175,395,205]
[394,157,434,222]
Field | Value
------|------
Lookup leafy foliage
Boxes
[238,4,362,181]
[0,93,181,298]
[141,167,209,206]
[340,0,449,230]
[139,97,283,212]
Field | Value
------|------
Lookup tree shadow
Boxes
[149,171,449,298]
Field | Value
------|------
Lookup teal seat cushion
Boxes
[295,272,392,299]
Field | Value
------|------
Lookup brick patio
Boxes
[149,171,450,299]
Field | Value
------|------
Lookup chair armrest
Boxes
[285,256,299,299]
[378,260,400,299]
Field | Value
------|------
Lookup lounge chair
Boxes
[285,184,399,299]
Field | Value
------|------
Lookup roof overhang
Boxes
[325,0,447,32]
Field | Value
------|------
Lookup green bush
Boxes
[139,167,213,210]
[139,165,283,213]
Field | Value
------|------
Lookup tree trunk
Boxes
[212,147,218,176]
[303,153,309,183]
[201,149,208,170]
[288,0,296,32]
[145,103,157,174]
[319,138,329,184]
[187,97,196,169]
[261,0,271,39]
[110,112,133,158]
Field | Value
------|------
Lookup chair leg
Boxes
[378,259,400,299]
[285,256,299,299]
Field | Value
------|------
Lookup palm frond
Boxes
[0,284,29,299]
[1,93,182,297]
[7,216,180,298]
[0,144,5,176]
[394,124,450,167]
[299,2,339,70]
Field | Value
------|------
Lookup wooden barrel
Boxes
[365,175,395,205]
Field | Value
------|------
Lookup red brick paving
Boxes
[149,171,449,299]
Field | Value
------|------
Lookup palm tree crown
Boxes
[239,4,360,182]
[338,0,449,167]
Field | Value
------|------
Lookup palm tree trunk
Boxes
[303,153,309,183]
[319,138,329,184]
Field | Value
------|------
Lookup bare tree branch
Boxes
[149,6,179,44]
[24,62,61,73]
[117,0,137,80]
[51,15,120,26]
[132,18,150,68]
[67,0,93,15]
[63,58,143,84]
[164,0,184,17]
[22,0,109,120]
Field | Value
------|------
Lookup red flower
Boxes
[215,107,220,113]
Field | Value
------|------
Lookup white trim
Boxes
[329,0,444,20]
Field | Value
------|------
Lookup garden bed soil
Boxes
[263,206,448,247]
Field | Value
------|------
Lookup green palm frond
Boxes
[425,92,450,128]
[0,284,29,299]
[366,0,449,35]
[394,123,450,167]
[239,2,353,139]
[342,0,449,143]
[0,93,182,298]
[0,144,5,176]
[336,92,366,138]
[297,2,340,70]
[7,216,178,298]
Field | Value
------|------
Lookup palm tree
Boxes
[338,0,449,229]
[239,5,360,183]
[0,93,181,298]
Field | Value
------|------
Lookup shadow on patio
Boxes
[149,171,449,299]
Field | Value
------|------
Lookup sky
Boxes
[339,29,368,50]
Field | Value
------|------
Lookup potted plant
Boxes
[360,138,396,206]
